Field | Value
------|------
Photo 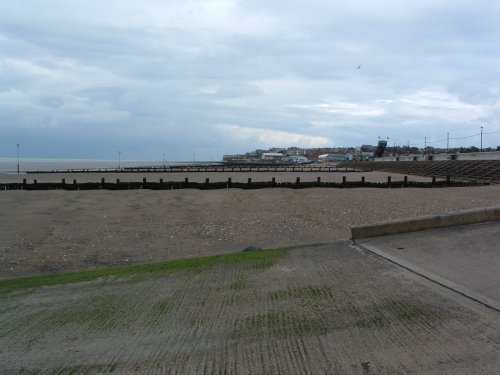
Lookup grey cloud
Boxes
[1,0,499,159]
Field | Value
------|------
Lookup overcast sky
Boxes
[1,0,499,160]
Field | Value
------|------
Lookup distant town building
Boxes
[318,153,348,162]
[261,152,283,160]
[233,140,500,164]
[268,147,286,154]
[360,145,375,153]
[285,147,307,156]
[223,154,247,161]
[287,155,308,163]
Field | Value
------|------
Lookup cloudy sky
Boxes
[1,0,499,160]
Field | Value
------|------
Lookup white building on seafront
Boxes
[261,152,284,161]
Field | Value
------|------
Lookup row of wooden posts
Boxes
[1,175,483,191]
[27,166,356,174]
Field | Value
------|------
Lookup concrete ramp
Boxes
[351,206,500,239]
[354,220,500,312]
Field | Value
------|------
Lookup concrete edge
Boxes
[354,242,500,313]
[351,206,500,240]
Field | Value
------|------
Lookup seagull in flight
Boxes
[357,65,362,69]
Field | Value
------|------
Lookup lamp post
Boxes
[447,132,449,153]
[17,143,20,174]
[480,126,483,152]
[118,150,121,169]
[162,153,165,167]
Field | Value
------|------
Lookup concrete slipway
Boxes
[352,207,500,312]
[0,211,499,374]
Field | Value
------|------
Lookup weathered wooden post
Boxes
[184,177,189,188]
[342,176,346,184]
[62,178,65,185]
[116,179,120,185]
[387,176,391,184]
[361,176,365,183]
[317,176,321,184]
[205,178,209,184]
[404,176,408,186]
[432,176,436,185]
[73,179,76,186]
[446,175,451,185]
[101,177,105,187]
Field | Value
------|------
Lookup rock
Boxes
[242,245,262,252]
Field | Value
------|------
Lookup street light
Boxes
[16,143,20,174]
[118,150,121,169]
[480,126,483,152]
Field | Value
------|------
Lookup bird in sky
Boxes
[357,65,362,69]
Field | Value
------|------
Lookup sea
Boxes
[0,158,192,173]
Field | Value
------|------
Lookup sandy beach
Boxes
[1,171,499,278]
